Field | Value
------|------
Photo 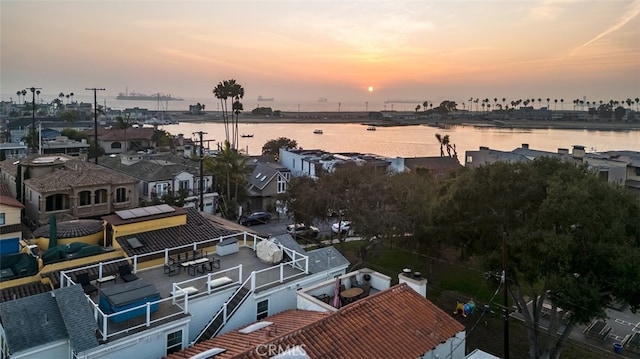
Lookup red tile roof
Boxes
[167,283,464,359]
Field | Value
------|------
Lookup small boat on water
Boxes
[241,134,254,138]
[367,126,376,131]
[313,129,323,134]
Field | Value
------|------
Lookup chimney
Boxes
[572,145,585,158]
[558,148,569,155]
[177,133,184,146]
[521,143,529,149]
[399,268,428,297]
[479,146,489,151]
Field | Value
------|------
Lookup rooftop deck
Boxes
[61,233,309,342]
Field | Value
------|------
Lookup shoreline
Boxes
[167,111,640,132]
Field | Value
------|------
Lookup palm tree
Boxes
[228,80,245,149]
[560,98,564,110]
[546,98,550,109]
[69,92,75,103]
[635,98,639,111]
[204,140,249,218]
[16,91,21,104]
[21,89,27,104]
[423,101,428,112]
[435,133,445,157]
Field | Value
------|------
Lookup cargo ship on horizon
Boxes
[116,89,183,101]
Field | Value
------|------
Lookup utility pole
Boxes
[503,231,510,359]
[193,131,207,212]
[86,88,105,164]
[28,87,42,154]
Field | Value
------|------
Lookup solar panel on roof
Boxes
[115,204,175,220]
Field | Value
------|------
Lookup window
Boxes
[179,180,189,191]
[257,299,268,320]
[155,183,169,197]
[143,182,148,196]
[0,213,5,225]
[111,142,122,149]
[277,174,287,194]
[466,155,473,163]
[45,194,69,212]
[79,190,92,206]
[166,330,182,355]
[115,187,127,203]
[94,189,107,204]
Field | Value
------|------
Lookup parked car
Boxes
[331,221,352,234]
[286,223,320,239]
[238,211,272,226]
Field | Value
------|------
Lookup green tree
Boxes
[57,110,80,123]
[60,128,88,141]
[262,137,299,160]
[203,140,249,218]
[432,158,640,359]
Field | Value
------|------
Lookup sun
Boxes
[368,86,374,92]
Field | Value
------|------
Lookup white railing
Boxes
[59,231,309,341]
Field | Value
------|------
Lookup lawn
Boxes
[334,241,618,359]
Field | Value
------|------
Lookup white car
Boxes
[331,221,352,234]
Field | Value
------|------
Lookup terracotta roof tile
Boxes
[167,284,464,359]
[24,160,138,192]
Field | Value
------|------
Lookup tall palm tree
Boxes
[228,80,245,149]
[21,89,27,103]
[560,98,564,110]
[423,101,428,112]
[635,98,639,111]
[546,98,550,109]
[213,82,230,143]
[69,92,74,103]
[16,90,21,104]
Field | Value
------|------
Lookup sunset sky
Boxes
[2,0,639,106]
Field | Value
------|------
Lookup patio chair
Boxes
[164,262,179,276]
[76,272,98,295]
[118,264,139,282]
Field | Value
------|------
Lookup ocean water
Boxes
[2,93,422,113]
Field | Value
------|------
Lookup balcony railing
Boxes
[59,232,309,342]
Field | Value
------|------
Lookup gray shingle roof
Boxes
[249,162,289,191]
[55,285,100,353]
[0,285,98,355]
[0,290,66,353]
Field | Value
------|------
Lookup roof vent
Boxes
[189,348,227,359]
[403,268,412,277]
[413,271,422,279]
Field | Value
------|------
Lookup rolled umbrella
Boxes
[48,215,58,249]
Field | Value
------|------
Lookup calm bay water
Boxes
[162,122,640,162]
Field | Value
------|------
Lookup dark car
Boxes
[238,211,272,226]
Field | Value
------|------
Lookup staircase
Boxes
[195,285,251,343]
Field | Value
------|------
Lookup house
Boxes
[0,154,140,227]
[40,135,89,159]
[0,142,28,161]
[167,279,467,359]
[97,153,216,211]
[279,148,394,178]
[87,127,156,155]
[246,161,291,212]
[0,285,98,359]
[0,183,24,256]
[0,200,354,359]
[465,144,640,196]
[464,143,576,168]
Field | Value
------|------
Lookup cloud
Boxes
[570,0,640,56]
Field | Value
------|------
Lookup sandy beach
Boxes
[167,111,640,132]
